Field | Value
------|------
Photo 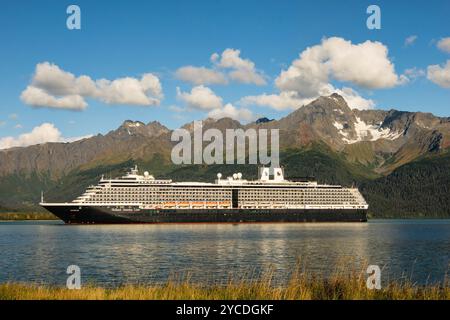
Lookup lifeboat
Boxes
[206,202,218,208]
[219,201,231,208]
[258,202,271,208]
[191,202,205,208]
[178,202,190,208]
[163,202,176,208]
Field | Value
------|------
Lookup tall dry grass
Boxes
[1,262,448,300]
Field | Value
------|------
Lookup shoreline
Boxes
[0,212,58,221]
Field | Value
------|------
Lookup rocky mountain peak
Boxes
[312,93,350,110]
[145,121,170,136]
[109,120,170,140]
[121,120,145,128]
[182,117,243,132]
[259,92,449,158]
[329,92,345,100]
[255,117,274,124]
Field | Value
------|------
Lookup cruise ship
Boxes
[40,166,368,224]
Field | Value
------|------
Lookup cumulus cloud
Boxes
[176,85,223,110]
[20,62,163,110]
[175,85,255,122]
[404,35,418,47]
[427,60,450,88]
[240,91,302,111]
[334,87,375,110]
[175,48,267,86]
[240,37,404,110]
[175,66,227,85]
[437,37,450,53]
[207,103,255,122]
[95,74,162,105]
[211,48,267,85]
[0,123,92,150]
[276,37,402,92]
[240,86,374,111]
[21,86,88,110]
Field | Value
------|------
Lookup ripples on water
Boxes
[0,220,449,286]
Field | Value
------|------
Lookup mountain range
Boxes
[1,93,449,218]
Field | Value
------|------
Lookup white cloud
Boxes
[8,114,18,120]
[21,86,87,110]
[404,35,418,47]
[241,84,374,111]
[174,84,256,122]
[240,91,302,111]
[175,66,227,85]
[176,85,223,110]
[20,62,163,110]
[437,37,450,53]
[176,48,267,86]
[427,60,450,88]
[240,37,403,111]
[0,123,92,150]
[211,48,267,85]
[335,87,375,110]
[276,37,402,92]
[14,124,23,129]
[95,74,162,105]
[207,103,255,122]
[31,62,89,96]
[229,68,266,86]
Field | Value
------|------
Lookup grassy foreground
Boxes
[0,212,57,220]
[1,268,448,300]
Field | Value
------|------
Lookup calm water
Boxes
[0,220,449,286]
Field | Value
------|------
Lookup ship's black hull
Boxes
[42,205,367,224]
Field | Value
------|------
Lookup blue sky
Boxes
[0,0,449,147]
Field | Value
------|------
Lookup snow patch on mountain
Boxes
[333,121,344,130]
[126,122,141,127]
[335,117,403,144]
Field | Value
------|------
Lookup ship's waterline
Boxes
[41,166,368,224]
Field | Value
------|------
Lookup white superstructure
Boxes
[66,166,368,210]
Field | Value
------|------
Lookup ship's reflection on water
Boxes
[0,220,449,286]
